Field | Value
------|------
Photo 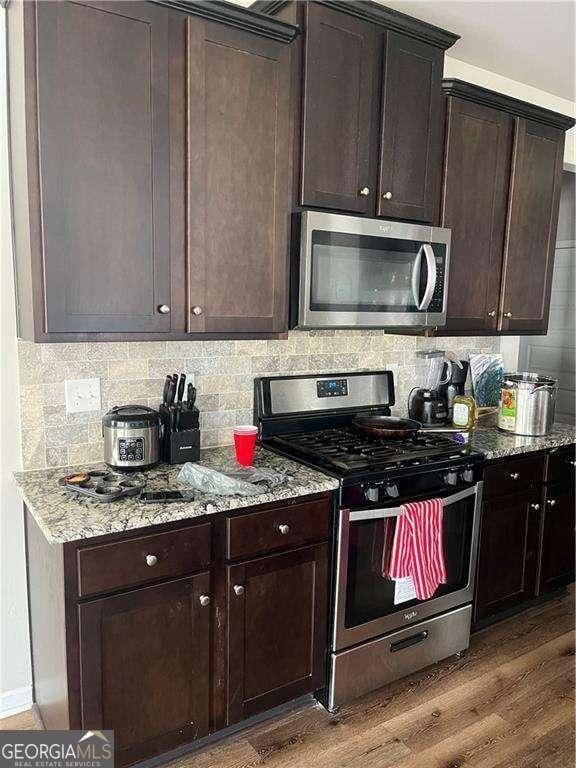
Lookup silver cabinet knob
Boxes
[191,306,203,316]
[158,304,170,314]
[145,554,158,567]
[233,584,245,596]
[504,311,513,318]
[509,472,519,480]
[568,459,576,467]
[547,499,557,507]
[359,187,370,196]
[382,191,393,200]
[530,503,540,511]
[278,524,290,535]
[199,594,210,607]
[487,310,496,318]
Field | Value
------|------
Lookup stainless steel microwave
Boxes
[291,211,451,329]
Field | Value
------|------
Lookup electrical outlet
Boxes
[65,378,101,414]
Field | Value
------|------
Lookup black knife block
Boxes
[159,404,201,464]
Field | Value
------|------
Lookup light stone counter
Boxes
[14,446,339,544]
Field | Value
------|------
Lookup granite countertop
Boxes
[14,447,340,545]
[470,419,576,460]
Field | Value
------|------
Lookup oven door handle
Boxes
[348,485,478,522]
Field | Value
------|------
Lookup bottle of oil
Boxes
[452,394,476,430]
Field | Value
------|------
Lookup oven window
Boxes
[344,496,475,628]
[310,231,443,313]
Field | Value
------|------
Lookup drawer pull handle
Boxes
[278,524,290,535]
[547,499,557,507]
[390,630,428,653]
[199,594,210,607]
[359,186,370,196]
[530,503,540,511]
[509,472,519,480]
[233,584,245,596]
[145,554,158,567]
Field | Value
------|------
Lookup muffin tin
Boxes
[60,470,146,502]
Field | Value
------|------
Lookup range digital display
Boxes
[317,379,348,398]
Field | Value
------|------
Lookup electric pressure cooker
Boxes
[102,405,161,470]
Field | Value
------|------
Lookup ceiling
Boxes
[375,1,575,101]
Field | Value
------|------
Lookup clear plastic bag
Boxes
[177,462,289,497]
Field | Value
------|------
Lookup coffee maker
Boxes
[408,350,450,426]
[439,359,469,422]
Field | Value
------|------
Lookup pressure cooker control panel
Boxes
[118,437,144,462]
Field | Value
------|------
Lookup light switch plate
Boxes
[65,378,101,414]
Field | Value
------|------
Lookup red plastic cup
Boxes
[233,425,258,466]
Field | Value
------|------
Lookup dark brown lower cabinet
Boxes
[475,488,541,622]
[78,574,211,766]
[226,543,329,724]
[538,481,576,594]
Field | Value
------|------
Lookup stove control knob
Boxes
[385,483,399,498]
[444,470,459,487]
[461,468,474,483]
[365,486,379,503]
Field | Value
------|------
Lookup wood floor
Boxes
[2,591,574,767]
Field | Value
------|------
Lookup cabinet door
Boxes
[36,1,184,334]
[538,481,575,594]
[187,22,292,333]
[377,32,444,223]
[500,119,565,332]
[475,490,540,622]
[226,543,329,724]
[79,574,210,766]
[300,3,379,213]
[441,98,513,332]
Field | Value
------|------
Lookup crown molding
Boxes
[251,0,459,50]
[443,79,576,131]
[152,0,299,43]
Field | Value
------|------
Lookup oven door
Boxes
[296,211,450,329]
[332,482,482,651]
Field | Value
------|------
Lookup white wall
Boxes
[0,8,32,717]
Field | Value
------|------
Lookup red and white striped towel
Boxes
[387,498,447,600]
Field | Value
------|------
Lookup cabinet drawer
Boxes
[484,454,545,500]
[77,523,211,598]
[546,444,576,485]
[226,498,331,560]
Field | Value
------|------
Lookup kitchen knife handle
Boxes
[166,379,176,408]
[177,373,186,404]
[162,375,171,405]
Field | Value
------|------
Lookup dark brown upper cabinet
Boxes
[187,21,294,334]
[9,1,186,339]
[377,33,444,223]
[8,0,298,341]
[300,3,379,214]
[441,98,514,332]
[295,1,458,220]
[499,119,566,333]
[439,80,574,337]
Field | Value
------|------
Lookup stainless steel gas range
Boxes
[255,370,484,711]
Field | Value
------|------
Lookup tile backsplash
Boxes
[17,332,500,470]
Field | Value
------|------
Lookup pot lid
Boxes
[103,405,160,427]
[503,372,557,387]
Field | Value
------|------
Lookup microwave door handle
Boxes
[417,244,437,311]
[411,246,423,308]
[348,485,478,522]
